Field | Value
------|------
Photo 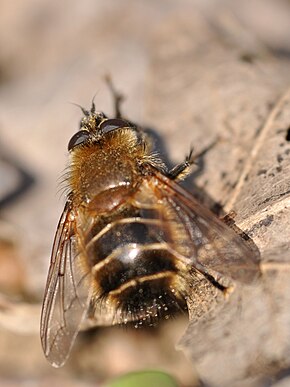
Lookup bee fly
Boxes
[40,81,260,367]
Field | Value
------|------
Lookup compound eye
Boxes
[68,130,90,151]
[99,118,128,133]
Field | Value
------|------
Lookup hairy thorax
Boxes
[69,129,146,212]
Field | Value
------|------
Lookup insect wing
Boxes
[152,170,260,284]
[40,201,92,367]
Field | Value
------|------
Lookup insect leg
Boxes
[104,75,124,118]
[167,139,218,181]
[202,272,228,292]
[167,148,195,181]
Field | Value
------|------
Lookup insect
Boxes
[40,82,260,367]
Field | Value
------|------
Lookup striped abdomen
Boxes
[82,203,187,325]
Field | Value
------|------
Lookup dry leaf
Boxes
[146,5,290,387]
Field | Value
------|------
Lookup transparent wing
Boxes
[149,170,260,284]
[40,201,92,367]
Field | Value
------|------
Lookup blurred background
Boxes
[1,1,290,386]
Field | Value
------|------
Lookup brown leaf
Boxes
[146,4,290,386]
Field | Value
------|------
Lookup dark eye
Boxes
[99,118,128,133]
[68,130,90,151]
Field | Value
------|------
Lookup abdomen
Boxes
[80,199,187,327]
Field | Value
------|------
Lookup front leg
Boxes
[105,75,124,119]
[167,140,218,181]
[167,148,195,181]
